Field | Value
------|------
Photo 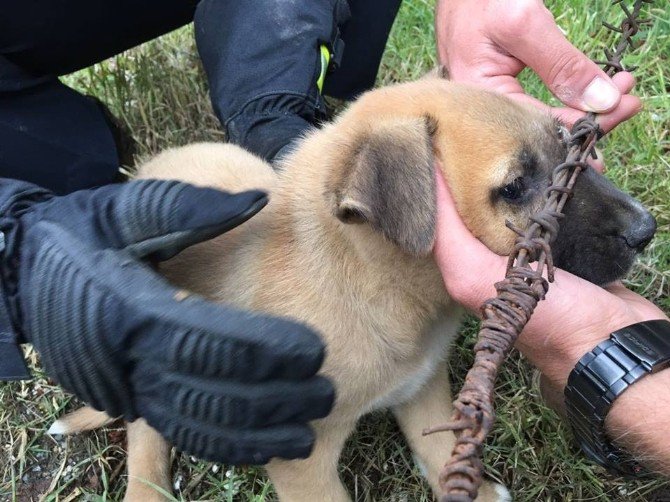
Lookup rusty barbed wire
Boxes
[422,1,653,500]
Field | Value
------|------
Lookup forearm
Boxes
[540,338,670,475]
[514,277,641,388]
[510,276,670,474]
[537,342,670,476]
[519,293,670,474]
[193,0,349,161]
[606,367,670,475]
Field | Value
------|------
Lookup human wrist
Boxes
[605,366,670,475]
[515,279,663,387]
[516,302,625,387]
[564,319,670,476]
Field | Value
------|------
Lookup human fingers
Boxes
[491,0,621,113]
[433,166,613,380]
[112,180,267,261]
[505,72,640,134]
[44,179,268,261]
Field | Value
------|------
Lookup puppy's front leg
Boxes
[266,419,355,502]
[392,364,456,493]
[125,419,172,502]
[392,364,510,502]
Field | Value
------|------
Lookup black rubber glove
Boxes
[0,178,334,464]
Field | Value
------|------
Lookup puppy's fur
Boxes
[52,77,654,501]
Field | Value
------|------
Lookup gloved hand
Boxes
[0,178,334,464]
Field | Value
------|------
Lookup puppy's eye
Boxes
[499,177,526,201]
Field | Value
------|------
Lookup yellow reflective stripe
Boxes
[317,44,331,93]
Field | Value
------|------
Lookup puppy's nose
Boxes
[621,210,656,252]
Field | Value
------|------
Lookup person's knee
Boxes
[193,0,350,161]
[0,80,125,193]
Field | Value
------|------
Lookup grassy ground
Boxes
[1,0,669,500]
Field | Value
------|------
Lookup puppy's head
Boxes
[323,79,655,285]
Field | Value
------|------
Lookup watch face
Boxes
[612,320,670,371]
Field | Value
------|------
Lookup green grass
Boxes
[1,1,669,500]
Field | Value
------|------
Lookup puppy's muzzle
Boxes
[553,167,656,285]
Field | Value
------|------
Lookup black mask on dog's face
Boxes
[553,167,656,285]
[496,127,656,286]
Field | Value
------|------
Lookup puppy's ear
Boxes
[334,116,437,256]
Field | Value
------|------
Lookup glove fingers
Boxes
[44,228,328,382]
[142,300,327,382]
[142,402,316,464]
[24,224,327,420]
[212,375,335,428]
[90,180,267,260]
[137,371,334,429]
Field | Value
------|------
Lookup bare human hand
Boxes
[435,0,642,134]
[432,168,670,473]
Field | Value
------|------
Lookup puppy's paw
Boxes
[478,480,512,502]
[48,407,116,435]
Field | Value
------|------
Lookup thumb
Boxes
[95,180,267,260]
[433,168,506,312]
[498,6,621,113]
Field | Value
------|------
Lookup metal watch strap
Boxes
[565,319,670,477]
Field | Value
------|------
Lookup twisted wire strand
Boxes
[420,2,653,500]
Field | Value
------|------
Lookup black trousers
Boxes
[0,0,402,194]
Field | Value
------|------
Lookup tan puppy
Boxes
[52,76,654,501]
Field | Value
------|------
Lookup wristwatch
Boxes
[564,319,670,477]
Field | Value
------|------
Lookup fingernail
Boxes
[583,77,619,112]
[589,147,606,173]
